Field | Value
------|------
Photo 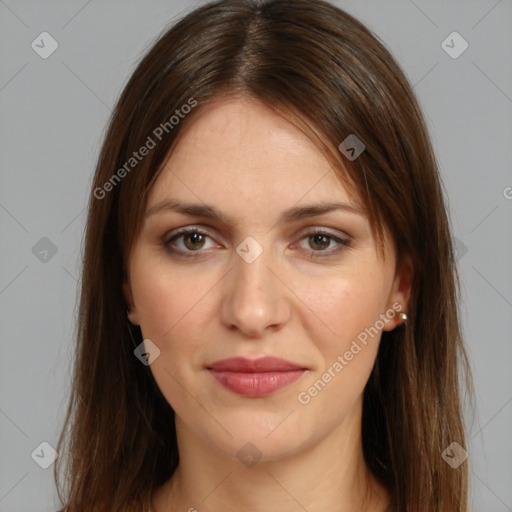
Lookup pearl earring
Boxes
[398,312,407,325]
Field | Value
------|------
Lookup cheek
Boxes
[129,255,214,409]
[293,267,391,410]
[129,249,218,360]
[131,268,178,339]
[298,266,389,353]
[294,274,386,415]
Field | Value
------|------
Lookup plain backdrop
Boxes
[0,0,511,510]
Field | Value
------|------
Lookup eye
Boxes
[163,227,351,258]
[163,227,218,257]
[295,230,351,257]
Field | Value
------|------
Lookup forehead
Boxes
[147,97,363,214]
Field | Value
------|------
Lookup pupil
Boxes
[186,233,204,250]
[312,234,328,250]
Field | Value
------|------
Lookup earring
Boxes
[398,312,407,325]
[126,317,141,348]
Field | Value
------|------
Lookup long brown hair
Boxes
[54,1,473,510]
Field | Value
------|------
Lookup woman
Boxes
[54,0,473,510]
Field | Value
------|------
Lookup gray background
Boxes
[0,0,511,510]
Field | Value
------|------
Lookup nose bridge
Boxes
[220,236,289,336]
[232,238,276,307]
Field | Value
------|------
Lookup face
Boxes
[124,96,411,462]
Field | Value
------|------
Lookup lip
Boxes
[206,357,308,397]
[207,356,307,373]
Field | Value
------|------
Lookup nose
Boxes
[219,244,292,338]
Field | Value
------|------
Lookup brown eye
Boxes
[164,228,217,257]
[297,230,351,258]
[308,233,331,251]
[182,232,206,251]
[163,227,350,259]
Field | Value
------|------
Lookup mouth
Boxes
[206,356,308,397]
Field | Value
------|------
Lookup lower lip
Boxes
[208,370,306,397]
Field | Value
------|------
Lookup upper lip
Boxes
[206,356,307,373]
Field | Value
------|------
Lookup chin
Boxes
[189,409,320,463]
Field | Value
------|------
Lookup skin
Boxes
[124,96,413,512]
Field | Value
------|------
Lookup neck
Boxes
[152,400,390,512]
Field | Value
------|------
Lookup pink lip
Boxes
[206,357,308,397]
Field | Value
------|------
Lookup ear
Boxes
[382,254,414,331]
[123,280,140,326]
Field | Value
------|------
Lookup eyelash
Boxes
[163,226,351,259]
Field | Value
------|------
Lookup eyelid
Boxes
[164,225,213,240]
[164,224,351,241]
[296,226,351,240]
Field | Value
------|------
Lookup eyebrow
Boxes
[145,198,366,224]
